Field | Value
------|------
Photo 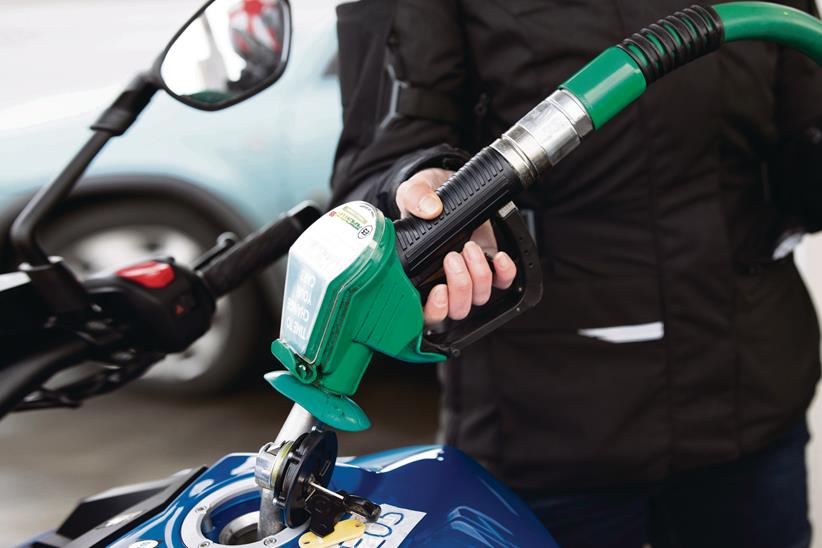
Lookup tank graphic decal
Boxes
[340,504,426,548]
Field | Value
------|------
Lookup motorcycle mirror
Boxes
[8,0,292,321]
[157,0,291,111]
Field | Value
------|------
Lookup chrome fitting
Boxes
[491,89,593,187]
[255,440,292,492]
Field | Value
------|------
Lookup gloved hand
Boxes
[396,168,517,325]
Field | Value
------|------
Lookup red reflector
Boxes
[116,261,176,289]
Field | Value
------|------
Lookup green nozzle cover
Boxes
[266,202,444,431]
[265,371,371,431]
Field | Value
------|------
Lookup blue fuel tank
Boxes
[108,445,557,547]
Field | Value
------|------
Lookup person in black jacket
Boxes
[330,1,822,546]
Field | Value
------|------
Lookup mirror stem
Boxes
[11,131,111,266]
[91,73,159,136]
[10,72,159,267]
[9,73,159,318]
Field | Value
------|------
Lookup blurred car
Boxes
[0,6,341,396]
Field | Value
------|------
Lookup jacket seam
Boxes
[612,0,675,479]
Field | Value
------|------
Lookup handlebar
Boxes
[0,202,321,418]
[199,202,322,298]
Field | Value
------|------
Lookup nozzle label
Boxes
[280,201,378,358]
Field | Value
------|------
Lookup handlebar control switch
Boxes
[115,261,176,289]
[84,258,215,355]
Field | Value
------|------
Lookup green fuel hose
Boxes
[561,2,822,129]
[394,1,822,326]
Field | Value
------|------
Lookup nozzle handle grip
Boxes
[394,146,523,284]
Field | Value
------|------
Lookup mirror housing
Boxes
[156,0,292,111]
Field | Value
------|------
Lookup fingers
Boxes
[468,221,516,290]
[395,168,452,220]
[462,241,493,305]
[423,284,448,325]
[470,221,498,255]
[492,252,517,289]
[444,251,473,320]
[422,251,475,325]
[422,247,518,326]
[410,193,517,324]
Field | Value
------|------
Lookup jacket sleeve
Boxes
[329,0,471,217]
[768,0,822,232]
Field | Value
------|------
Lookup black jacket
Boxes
[331,0,822,491]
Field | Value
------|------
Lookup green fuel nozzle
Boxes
[266,2,822,432]
[267,203,443,431]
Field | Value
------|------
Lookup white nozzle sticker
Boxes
[280,201,378,357]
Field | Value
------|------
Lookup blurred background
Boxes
[0,0,821,545]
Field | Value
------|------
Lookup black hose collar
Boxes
[617,5,724,84]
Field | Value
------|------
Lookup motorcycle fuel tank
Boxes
[107,445,556,547]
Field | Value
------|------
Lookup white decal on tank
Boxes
[340,504,427,548]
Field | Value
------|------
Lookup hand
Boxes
[395,168,517,325]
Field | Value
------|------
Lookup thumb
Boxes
[396,172,446,220]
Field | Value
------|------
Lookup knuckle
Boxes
[474,267,493,285]
[450,277,472,293]
[395,186,413,206]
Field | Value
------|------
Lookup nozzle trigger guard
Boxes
[421,201,543,357]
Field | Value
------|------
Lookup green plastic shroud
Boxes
[267,202,444,432]
[561,1,822,129]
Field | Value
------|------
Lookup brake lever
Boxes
[420,201,543,358]
[192,232,238,270]
[13,351,158,412]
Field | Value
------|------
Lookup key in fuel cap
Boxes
[299,518,366,547]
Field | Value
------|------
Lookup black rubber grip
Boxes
[394,146,523,282]
[616,5,723,84]
[201,203,321,298]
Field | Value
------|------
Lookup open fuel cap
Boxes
[267,201,443,431]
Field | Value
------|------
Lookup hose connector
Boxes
[491,89,593,186]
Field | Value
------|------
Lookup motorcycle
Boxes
[4,0,821,546]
